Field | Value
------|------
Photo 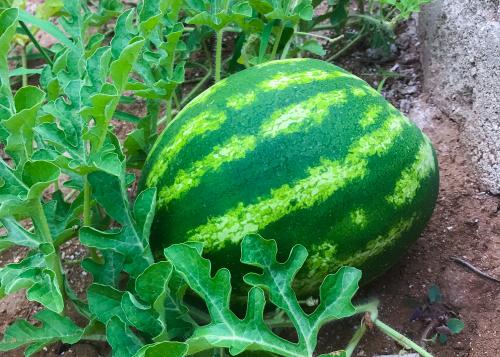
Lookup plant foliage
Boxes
[0,0,436,356]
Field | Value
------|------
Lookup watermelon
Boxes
[141,58,439,296]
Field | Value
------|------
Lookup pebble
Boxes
[454,341,466,350]
[399,99,412,113]
[400,85,418,95]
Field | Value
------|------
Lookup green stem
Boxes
[32,202,66,312]
[215,30,223,82]
[18,21,53,67]
[83,176,100,262]
[354,300,380,316]
[326,26,367,62]
[173,92,181,109]
[345,324,367,357]
[355,300,433,357]
[312,24,340,31]
[165,98,172,124]
[180,67,212,106]
[374,319,434,357]
[54,228,78,247]
[295,31,344,44]
[83,177,91,227]
[271,24,284,60]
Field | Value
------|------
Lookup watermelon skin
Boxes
[141,58,439,296]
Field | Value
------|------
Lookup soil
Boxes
[1,13,499,357]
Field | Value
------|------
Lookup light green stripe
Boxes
[304,214,417,279]
[227,91,256,110]
[306,242,338,279]
[351,87,368,97]
[260,90,347,138]
[226,69,355,109]
[158,136,257,205]
[350,208,367,227]
[149,70,356,189]
[333,214,417,267]
[146,110,227,188]
[187,114,407,251]
[255,58,308,68]
[386,136,435,207]
[258,70,357,91]
[359,105,383,128]
[350,86,378,97]
[158,90,347,206]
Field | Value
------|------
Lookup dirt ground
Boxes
[1,15,499,357]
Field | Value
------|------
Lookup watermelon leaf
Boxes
[447,318,465,335]
[82,250,125,287]
[0,310,84,355]
[165,234,361,356]
[0,250,64,313]
[87,283,127,324]
[106,316,144,357]
[0,8,19,115]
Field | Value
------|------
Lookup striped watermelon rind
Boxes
[141,58,439,296]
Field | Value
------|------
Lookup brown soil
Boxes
[1,15,499,357]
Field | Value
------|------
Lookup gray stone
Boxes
[418,0,500,193]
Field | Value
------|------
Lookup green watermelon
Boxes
[141,58,439,296]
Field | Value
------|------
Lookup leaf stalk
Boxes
[18,21,53,66]
[32,201,66,312]
[215,30,223,82]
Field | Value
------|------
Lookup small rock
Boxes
[453,341,466,350]
[400,85,418,95]
[399,99,412,113]
[400,52,419,64]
